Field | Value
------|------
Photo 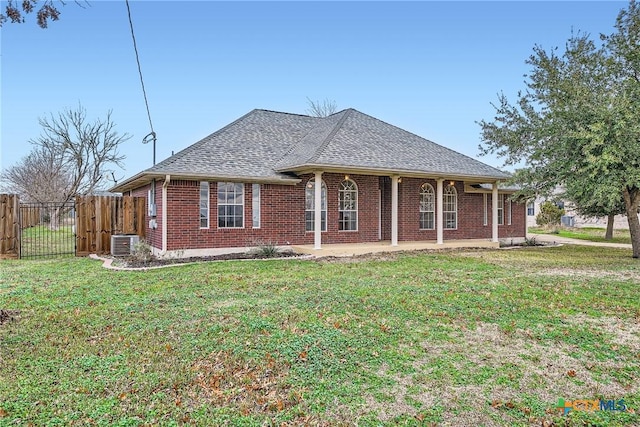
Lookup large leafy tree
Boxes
[563,179,626,240]
[2,0,61,28]
[478,1,640,258]
[0,0,85,28]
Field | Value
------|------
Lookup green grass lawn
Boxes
[1,246,639,426]
[20,225,75,259]
[529,226,633,245]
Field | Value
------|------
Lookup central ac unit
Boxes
[111,235,140,256]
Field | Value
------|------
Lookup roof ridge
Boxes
[271,114,324,166]
[307,109,352,164]
[350,109,508,176]
[254,108,315,118]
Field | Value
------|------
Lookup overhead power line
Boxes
[125,0,157,164]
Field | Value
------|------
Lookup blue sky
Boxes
[0,1,627,183]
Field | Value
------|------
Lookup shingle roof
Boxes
[111,108,509,192]
[275,109,509,178]
[147,109,318,181]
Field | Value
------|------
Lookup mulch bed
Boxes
[112,250,300,269]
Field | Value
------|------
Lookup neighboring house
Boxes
[526,198,635,229]
[111,108,526,257]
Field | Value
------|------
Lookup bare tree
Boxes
[1,146,71,203]
[0,0,87,28]
[2,104,129,229]
[31,104,130,201]
[305,97,338,117]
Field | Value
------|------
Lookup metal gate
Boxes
[19,201,76,259]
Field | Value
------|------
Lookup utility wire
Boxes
[125,0,156,158]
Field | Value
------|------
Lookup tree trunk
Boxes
[622,187,640,259]
[48,206,60,231]
[605,213,615,240]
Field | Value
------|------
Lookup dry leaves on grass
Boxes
[189,350,303,415]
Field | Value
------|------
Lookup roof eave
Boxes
[276,163,511,182]
[109,171,301,193]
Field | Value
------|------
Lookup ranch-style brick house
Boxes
[111,108,526,257]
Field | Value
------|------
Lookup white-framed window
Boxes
[443,185,457,229]
[339,179,358,231]
[218,182,244,228]
[252,183,260,229]
[507,198,512,225]
[527,202,535,216]
[419,183,435,230]
[305,178,327,232]
[199,181,209,229]
[483,193,488,226]
[148,180,157,217]
[498,194,504,225]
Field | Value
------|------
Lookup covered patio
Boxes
[292,239,499,257]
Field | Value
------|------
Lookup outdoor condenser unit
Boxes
[110,235,140,256]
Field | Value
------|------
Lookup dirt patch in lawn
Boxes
[355,321,638,424]
[536,267,640,282]
[0,309,19,325]
[564,314,640,351]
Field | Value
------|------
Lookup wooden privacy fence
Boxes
[0,194,146,258]
[0,194,20,259]
[20,205,41,229]
[75,195,146,256]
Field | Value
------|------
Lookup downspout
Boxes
[162,174,170,254]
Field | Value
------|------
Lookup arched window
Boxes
[339,179,358,231]
[443,185,457,229]
[419,183,435,230]
[305,178,326,232]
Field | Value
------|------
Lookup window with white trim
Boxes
[419,183,435,230]
[527,202,535,216]
[305,178,327,232]
[199,181,209,228]
[507,198,512,225]
[252,183,260,228]
[483,193,488,226]
[218,182,244,228]
[498,194,504,225]
[339,179,358,231]
[443,185,457,229]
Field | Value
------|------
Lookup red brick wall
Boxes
[397,178,526,241]
[129,182,162,249]
[130,174,526,251]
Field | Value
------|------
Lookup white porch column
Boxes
[314,171,323,250]
[492,182,499,243]
[436,178,444,244]
[391,175,399,246]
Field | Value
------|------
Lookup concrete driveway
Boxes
[530,233,633,249]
